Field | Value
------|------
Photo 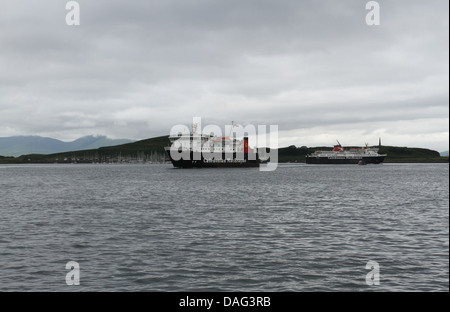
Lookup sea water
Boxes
[0,163,448,291]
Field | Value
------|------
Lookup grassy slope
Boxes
[277,145,448,163]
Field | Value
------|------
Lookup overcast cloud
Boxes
[0,0,448,151]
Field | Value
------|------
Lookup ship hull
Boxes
[165,148,265,168]
[306,156,385,164]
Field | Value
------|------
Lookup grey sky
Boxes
[0,0,448,151]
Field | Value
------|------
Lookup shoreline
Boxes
[1,159,448,165]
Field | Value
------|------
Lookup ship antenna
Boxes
[229,121,234,137]
[229,121,240,137]
[336,139,341,146]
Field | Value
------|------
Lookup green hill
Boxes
[277,145,448,163]
[0,137,448,164]
[378,146,444,162]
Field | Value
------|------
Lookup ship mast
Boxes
[228,121,234,137]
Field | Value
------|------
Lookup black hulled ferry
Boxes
[164,125,268,168]
[306,141,386,164]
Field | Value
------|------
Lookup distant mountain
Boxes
[0,136,170,164]
[440,151,449,157]
[0,135,134,157]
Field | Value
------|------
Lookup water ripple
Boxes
[0,163,448,291]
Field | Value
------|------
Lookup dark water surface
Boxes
[0,163,448,291]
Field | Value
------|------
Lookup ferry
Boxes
[306,140,386,164]
[164,124,268,168]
